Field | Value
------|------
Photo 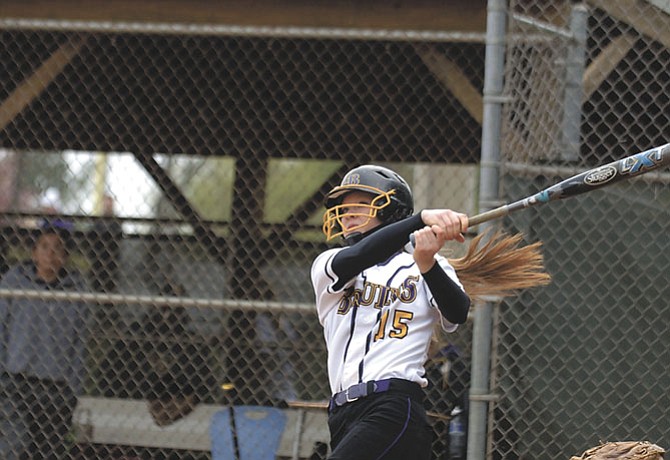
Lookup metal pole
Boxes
[560,3,588,161]
[467,1,508,459]
[0,17,486,42]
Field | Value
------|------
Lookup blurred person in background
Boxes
[0,219,89,459]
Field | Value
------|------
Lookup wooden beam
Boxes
[0,0,487,32]
[0,37,86,130]
[586,0,670,49]
[583,33,637,99]
[132,151,223,261]
[415,45,483,124]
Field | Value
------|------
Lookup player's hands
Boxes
[412,225,447,272]
[419,209,468,242]
[412,210,467,273]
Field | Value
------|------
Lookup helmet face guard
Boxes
[321,184,396,241]
[322,165,413,241]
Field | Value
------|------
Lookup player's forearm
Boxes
[421,263,470,324]
[331,213,424,282]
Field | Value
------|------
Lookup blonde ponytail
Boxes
[449,229,551,301]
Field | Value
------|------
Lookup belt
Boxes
[329,378,422,410]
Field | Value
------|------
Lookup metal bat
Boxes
[467,142,670,227]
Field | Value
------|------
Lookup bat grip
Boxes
[408,201,518,246]
[407,211,480,247]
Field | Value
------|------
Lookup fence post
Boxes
[560,3,588,161]
[467,0,508,459]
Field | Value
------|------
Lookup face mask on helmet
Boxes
[322,186,396,241]
[322,165,414,241]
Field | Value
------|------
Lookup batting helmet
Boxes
[322,165,414,241]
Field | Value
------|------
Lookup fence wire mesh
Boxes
[0,2,668,459]
[496,1,669,459]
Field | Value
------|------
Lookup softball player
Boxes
[311,165,471,460]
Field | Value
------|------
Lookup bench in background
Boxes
[73,397,330,459]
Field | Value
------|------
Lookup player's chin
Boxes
[342,226,361,237]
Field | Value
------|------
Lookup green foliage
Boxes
[18,151,92,211]
[184,157,341,226]
[264,159,341,223]
[183,156,236,221]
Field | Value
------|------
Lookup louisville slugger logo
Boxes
[584,165,617,186]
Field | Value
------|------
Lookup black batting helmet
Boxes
[322,165,414,241]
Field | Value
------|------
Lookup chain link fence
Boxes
[495,1,669,459]
[0,1,668,459]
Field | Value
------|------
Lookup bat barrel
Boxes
[465,142,670,227]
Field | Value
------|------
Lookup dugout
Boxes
[1,1,669,459]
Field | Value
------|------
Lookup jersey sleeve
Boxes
[310,247,352,325]
[311,247,353,294]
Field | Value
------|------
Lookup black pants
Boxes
[327,385,433,460]
[4,374,77,459]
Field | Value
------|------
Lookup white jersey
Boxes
[311,242,463,395]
